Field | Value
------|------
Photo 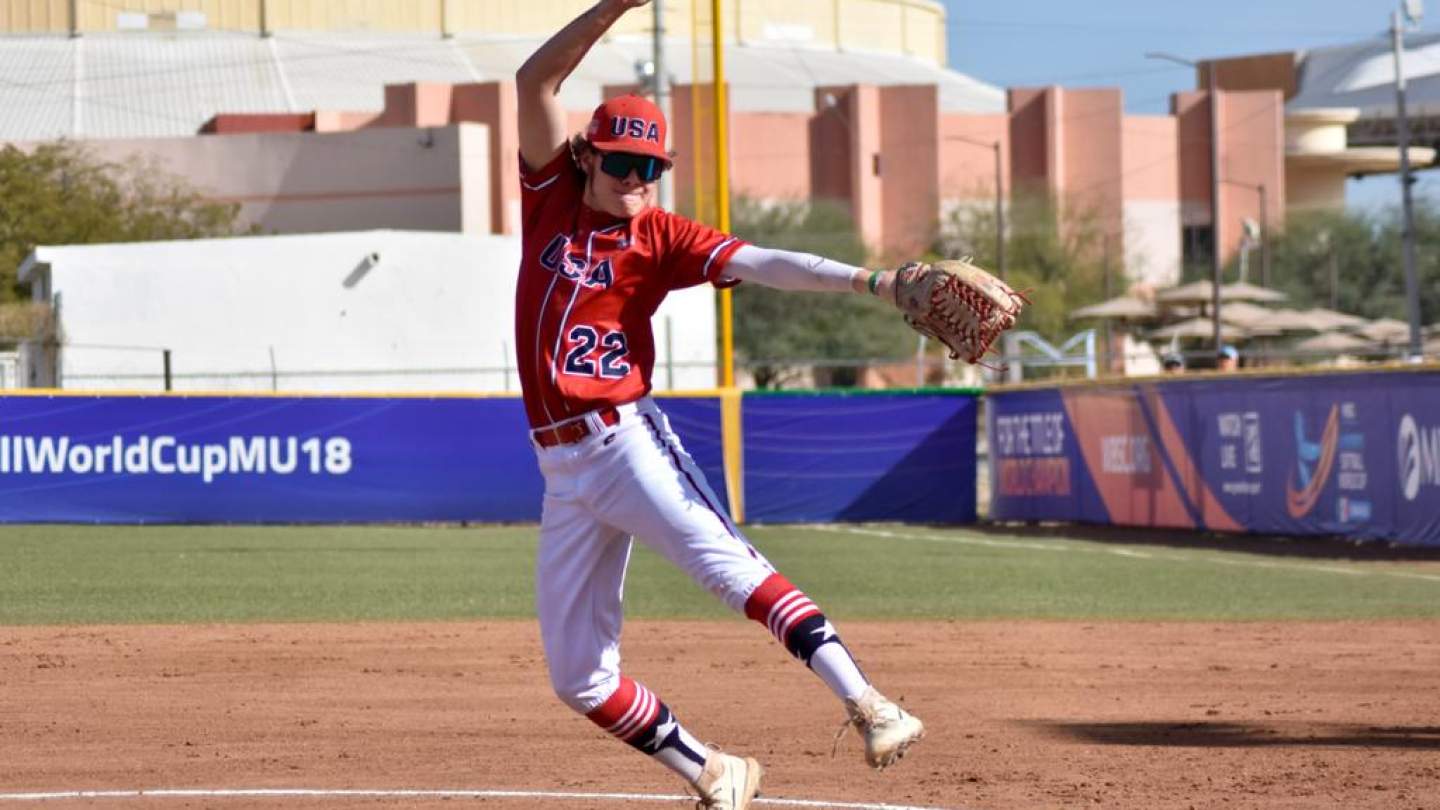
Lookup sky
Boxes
[941,0,1435,212]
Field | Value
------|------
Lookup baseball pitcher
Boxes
[514,1,1021,807]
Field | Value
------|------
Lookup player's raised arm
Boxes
[515,0,652,171]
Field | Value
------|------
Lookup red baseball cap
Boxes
[585,94,670,163]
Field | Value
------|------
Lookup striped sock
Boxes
[586,676,709,784]
[744,573,869,701]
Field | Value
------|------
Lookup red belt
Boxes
[531,407,622,448]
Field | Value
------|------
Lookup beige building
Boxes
[0,1,1429,290]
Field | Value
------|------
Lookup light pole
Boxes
[945,135,1006,280]
[1392,1,1424,360]
[1148,51,1224,354]
[652,0,673,212]
[1223,179,1268,287]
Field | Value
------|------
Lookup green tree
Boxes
[937,188,1108,347]
[0,141,248,307]
[727,197,916,388]
[1265,203,1439,326]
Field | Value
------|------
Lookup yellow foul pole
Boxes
[710,0,743,524]
[712,0,733,389]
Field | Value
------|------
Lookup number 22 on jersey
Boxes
[562,326,631,379]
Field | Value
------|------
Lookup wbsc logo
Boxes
[1397,413,1440,502]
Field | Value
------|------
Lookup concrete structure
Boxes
[1200,43,1438,214]
[67,123,494,237]
[0,0,954,66]
[8,3,1425,305]
[24,74,1226,286]
[17,231,720,392]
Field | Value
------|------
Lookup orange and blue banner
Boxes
[987,371,1440,547]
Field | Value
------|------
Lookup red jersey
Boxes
[515,148,745,428]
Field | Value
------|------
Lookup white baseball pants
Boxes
[531,397,775,713]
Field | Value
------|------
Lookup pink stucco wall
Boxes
[1121,116,1179,200]
[1006,88,1051,195]
[808,87,852,203]
[450,82,520,235]
[174,77,1286,268]
[1056,88,1125,241]
[879,85,939,259]
[1216,90,1285,269]
[730,112,811,201]
[1169,89,1285,263]
[668,93,811,209]
[939,114,1008,202]
[375,83,455,129]
[1172,91,1215,225]
[315,110,382,131]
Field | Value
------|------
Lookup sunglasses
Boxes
[598,152,667,183]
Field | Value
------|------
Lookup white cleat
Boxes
[693,751,763,810]
[841,687,926,770]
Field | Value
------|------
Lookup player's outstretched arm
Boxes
[722,245,896,298]
[515,0,652,170]
[721,246,1024,364]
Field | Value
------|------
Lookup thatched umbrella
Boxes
[1293,331,1375,354]
[1155,280,1288,305]
[1069,295,1157,321]
[1268,308,1327,332]
[1148,317,1250,341]
[1219,303,1319,333]
[1300,307,1368,331]
[1223,281,1288,303]
[1357,318,1411,344]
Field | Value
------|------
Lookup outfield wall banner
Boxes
[742,392,978,524]
[0,395,546,523]
[0,392,970,524]
[987,371,1440,547]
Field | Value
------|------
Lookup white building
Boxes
[17,230,719,392]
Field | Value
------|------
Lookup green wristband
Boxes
[866,271,882,295]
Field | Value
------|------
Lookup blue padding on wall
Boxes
[742,392,978,524]
[651,396,730,514]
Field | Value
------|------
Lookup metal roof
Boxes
[1289,31,1440,118]
[0,31,1004,141]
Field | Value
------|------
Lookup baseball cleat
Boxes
[693,751,763,809]
[840,687,925,770]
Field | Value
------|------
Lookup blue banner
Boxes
[988,371,1440,547]
[0,395,544,523]
[0,391,976,525]
[742,392,978,524]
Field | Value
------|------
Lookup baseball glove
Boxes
[892,258,1026,364]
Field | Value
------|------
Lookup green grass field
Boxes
[1,523,1438,625]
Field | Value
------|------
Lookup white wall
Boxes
[1123,200,1182,288]
[25,230,719,393]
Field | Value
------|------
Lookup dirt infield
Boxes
[2,620,1437,810]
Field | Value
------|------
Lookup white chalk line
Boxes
[0,788,962,810]
[804,525,1440,583]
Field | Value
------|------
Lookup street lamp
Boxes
[945,135,1006,281]
[1391,0,1425,360]
[1223,178,1268,287]
[1147,51,1224,355]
